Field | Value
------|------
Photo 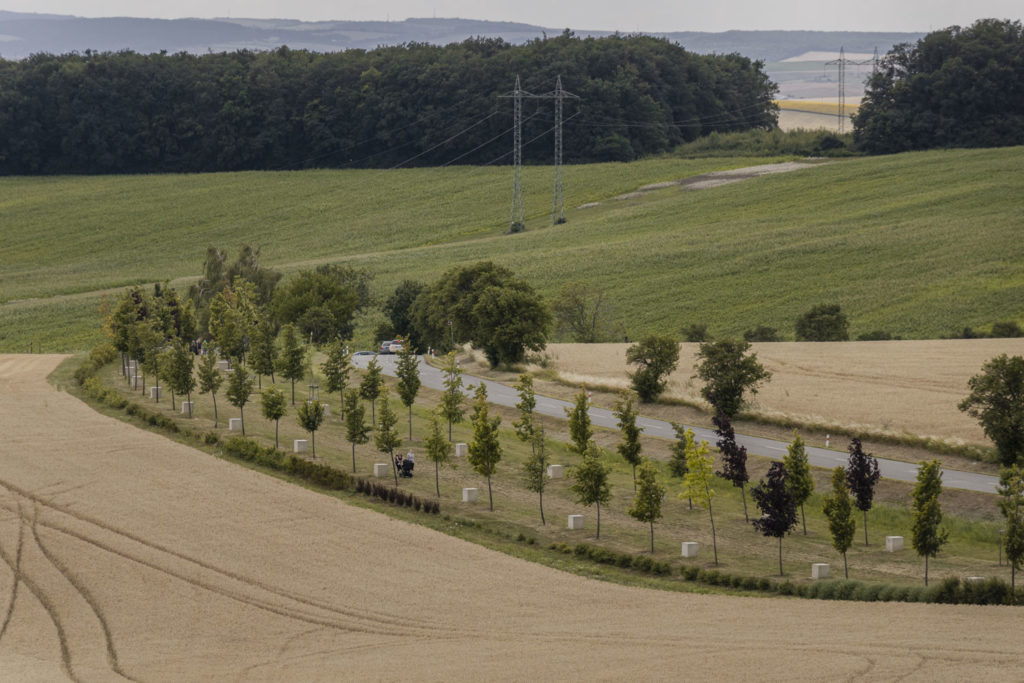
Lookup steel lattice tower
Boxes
[550,75,578,224]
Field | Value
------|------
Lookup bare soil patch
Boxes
[0,354,1021,679]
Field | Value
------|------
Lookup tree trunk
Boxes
[924,555,929,586]
[649,520,654,553]
[448,418,452,442]
[741,484,748,522]
[170,388,176,411]
[290,379,295,405]
[843,552,848,579]
[596,500,601,539]
[311,430,316,458]
[186,391,193,418]
[154,374,160,402]
[435,461,440,497]
[539,487,545,525]
[408,405,413,440]
[801,503,807,535]
[391,451,398,487]
[141,371,146,394]
[212,392,218,428]
[708,499,718,565]
[778,537,784,577]
[633,465,637,492]
[371,400,376,424]
[351,443,357,473]
[274,420,279,449]
[240,406,245,436]
[258,374,262,390]
[486,472,493,512]
[863,509,869,546]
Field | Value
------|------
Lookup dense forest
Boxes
[0,32,777,174]
[854,19,1024,153]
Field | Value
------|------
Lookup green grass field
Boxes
[3,146,1023,352]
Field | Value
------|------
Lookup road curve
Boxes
[357,354,999,494]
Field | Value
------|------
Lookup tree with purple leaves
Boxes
[846,438,881,546]
[714,414,749,522]
[751,462,798,576]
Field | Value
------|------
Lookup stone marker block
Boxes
[293,439,308,454]
[374,463,390,478]
[966,576,985,583]
[885,536,904,552]
[812,563,831,580]
[568,514,584,530]
[217,360,231,371]
[149,386,161,400]
[462,487,479,503]
[546,464,564,479]
[181,401,194,415]
[321,403,330,416]
[455,442,468,458]
[681,542,700,558]
[229,418,242,431]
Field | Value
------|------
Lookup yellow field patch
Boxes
[544,339,1024,447]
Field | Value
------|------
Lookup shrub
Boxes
[682,566,700,581]
[777,581,796,596]
[203,431,220,445]
[990,321,1023,338]
[743,325,780,342]
[757,578,773,592]
[89,343,118,365]
[741,577,759,591]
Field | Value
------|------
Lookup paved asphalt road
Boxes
[354,353,999,494]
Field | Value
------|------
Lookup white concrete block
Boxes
[462,487,479,503]
[229,418,242,431]
[965,575,986,583]
[374,463,390,478]
[681,542,700,558]
[181,401,193,415]
[149,386,161,400]
[885,536,904,552]
[455,442,468,458]
[321,403,330,416]
[812,563,831,580]
[293,439,308,453]
[568,514,584,530]
[546,464,564,479]
[217,359,231,371]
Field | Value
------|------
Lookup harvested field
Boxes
[546,339,1024,446]
[0,354,1022,679]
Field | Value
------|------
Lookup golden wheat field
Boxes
[545,339,1024,447]
[1,354,1023,679]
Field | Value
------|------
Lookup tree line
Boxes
[854,19,1024,153]
[0,32,778,175]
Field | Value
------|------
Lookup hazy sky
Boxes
[4,0,1021,32]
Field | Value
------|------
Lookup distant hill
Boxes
[0,11,922,62]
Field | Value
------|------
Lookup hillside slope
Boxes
[1,147,1021,352]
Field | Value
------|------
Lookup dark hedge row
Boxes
[355,478,441,515]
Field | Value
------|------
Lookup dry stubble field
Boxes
[547,339,1024,447]
[0,353,1022,680]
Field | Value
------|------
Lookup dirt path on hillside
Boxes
[0,354,1021,680]
[578,161,823,207]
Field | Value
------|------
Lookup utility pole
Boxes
[499,75,530,232]
[548,75,578,225]
[825,47,849,134]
